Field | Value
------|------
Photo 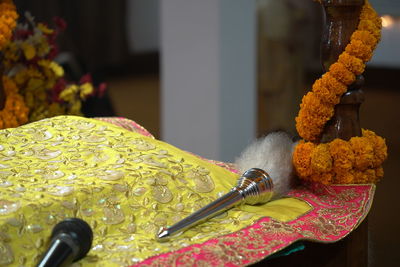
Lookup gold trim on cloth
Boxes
[140,183,374,266]
[0,116,310,266]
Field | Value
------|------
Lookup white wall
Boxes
[127,0,160,53]
[370,0,400,17]
[160,0,257,162]
[369,17,400,68]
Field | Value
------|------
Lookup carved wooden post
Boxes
[319,0,365,143]
[320,2,369,265]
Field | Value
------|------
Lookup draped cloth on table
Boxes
[0,116,374,266]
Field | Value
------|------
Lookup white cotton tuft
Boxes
[235,132,297,199]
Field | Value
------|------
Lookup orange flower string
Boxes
[329,62,356,85]
[293,130,387,185]
[293,0,388,185]
[295,0,382,142]
[338,52,365,75]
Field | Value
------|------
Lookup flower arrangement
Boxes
[0,0,106,129]
[293,0,388,185]
[1,11,106,124]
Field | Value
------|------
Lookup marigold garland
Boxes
[293,130,387,185]
[296,0,382,142]
[293,0,388,185]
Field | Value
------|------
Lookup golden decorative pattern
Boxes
[141,183,374,266]
[0,116,310,266]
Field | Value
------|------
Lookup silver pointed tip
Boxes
[156,227,170,242]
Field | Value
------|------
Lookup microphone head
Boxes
[51,218,93,262]
[235,131,297,199]
[236,168,274,205]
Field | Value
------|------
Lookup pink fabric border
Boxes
[134,183,374,266]
[94,117,155,138]
[94,117,375,266]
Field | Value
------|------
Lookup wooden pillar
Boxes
[320,1,369,266]
[320,0,365,143]
[320,2,369,266]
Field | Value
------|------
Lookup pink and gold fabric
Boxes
[100,117,374,267]
[0,116,374,266]
[136,184,373,266]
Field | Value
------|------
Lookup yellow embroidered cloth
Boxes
[0,116,310,266]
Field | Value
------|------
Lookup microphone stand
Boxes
[157,168,273,240]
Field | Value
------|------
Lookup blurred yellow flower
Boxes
[26,78,44,91]
[59,85,78,102]
[49,61,64,77]
[37,22,54,34]
[80,83,93,98]
[22,42,36,60]
[48,102,65,115]
[70,100,82,115]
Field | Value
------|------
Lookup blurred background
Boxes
[14,0,399,266]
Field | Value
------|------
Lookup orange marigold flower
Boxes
[354,169,376,184]
[345,39,373,62]
[372,136,387,166]
[350,136,374,171]
[361,128,376,139]
[360,4,377,21]
[334,172,354,184]
[329,62,356,85]
[310,172,333,185]
[295,111,323,142]
[351,30,378,49]
[358,20,380,41]
[361,3,382,30]
[338,52,365,75]
[312,78,340,105]
[373,17,383,31]
[320,73,347,96]
[301,92,333,117]
[293,141,315,178]
[311,143,333,173]
[362,129,388,166]
[296,91,335,141]
[329,138,355,171]
[299,91,315,107]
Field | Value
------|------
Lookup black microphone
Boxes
[37,218,93,267]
